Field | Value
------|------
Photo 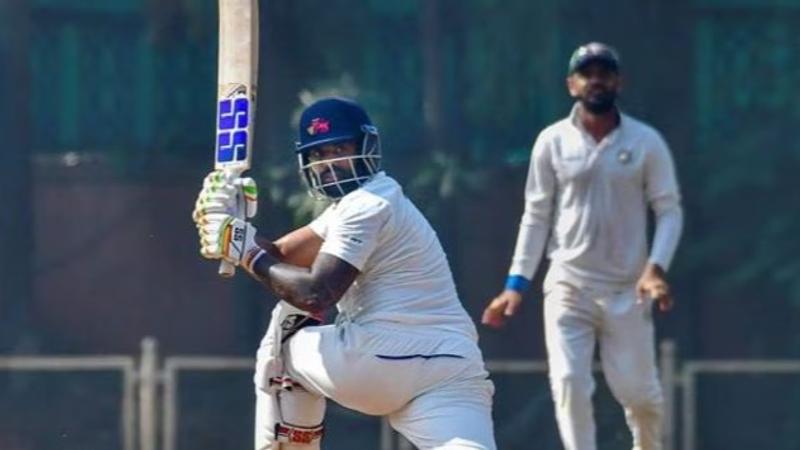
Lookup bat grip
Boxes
[217,168,243,278]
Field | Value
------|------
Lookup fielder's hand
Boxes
[192,170,258,226]
[636,263,673,312]
[481,290,523,329]
[196,213,263,272]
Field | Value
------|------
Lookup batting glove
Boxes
[198,213,265,272]
[192,170,258,226]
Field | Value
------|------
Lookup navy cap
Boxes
[296,97,373,152]
[568,42,620,74]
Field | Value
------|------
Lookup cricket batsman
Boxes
[482,43,683,450]
[193,97,497,449]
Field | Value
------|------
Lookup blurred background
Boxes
[1,0,799,449]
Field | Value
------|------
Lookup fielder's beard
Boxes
[580,91,617,114]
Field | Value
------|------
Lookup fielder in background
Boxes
[482,43,683,450]
[193,97,496,450]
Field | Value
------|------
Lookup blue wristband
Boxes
[504,275,531,293]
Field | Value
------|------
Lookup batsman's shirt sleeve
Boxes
[645,132,683,270]
[308,205,335,239]
[508,133,556,280]
[318,195,390,272]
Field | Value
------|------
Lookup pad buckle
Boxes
[276,423,323,445]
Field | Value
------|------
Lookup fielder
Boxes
[482,43,683,450]
[193,97,496,450]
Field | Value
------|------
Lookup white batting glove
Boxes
[198,213,265,272]
[192,170,258,226]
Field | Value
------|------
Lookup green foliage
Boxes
[407,151,490,219]
[260,164,330,227]
[683,15,800,309]
[367,0,419,16]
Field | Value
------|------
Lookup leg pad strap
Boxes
[275,423,323,445]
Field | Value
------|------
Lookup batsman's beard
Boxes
[317,166,361,198]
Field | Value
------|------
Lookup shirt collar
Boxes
[568,102,626,147]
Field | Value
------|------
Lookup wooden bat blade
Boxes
[215,0,258,173]
[215,0,259,277]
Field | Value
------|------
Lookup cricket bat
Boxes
[214,0,259,277]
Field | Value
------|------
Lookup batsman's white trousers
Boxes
[544,281,663,450]
[255,320,496,450]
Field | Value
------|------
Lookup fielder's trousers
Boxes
[544,281,664,450]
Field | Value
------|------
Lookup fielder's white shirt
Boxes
[309,172,480,349]
[509,104,683,288]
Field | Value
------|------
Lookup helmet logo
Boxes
[307,118,330,136]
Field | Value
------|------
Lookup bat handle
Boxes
[219,260,236,277]
[217,168,242,278]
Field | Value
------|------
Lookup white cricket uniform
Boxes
[255,172,496,450]
[509,104,683,450]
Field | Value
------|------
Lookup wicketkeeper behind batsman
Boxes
[193,97,497,450]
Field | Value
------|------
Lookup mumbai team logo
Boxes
[307,118,330,136]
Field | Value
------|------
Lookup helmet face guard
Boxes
[298,124,381,200]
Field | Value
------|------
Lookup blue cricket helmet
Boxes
[296,97,374,152]
[295,97,382,200]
